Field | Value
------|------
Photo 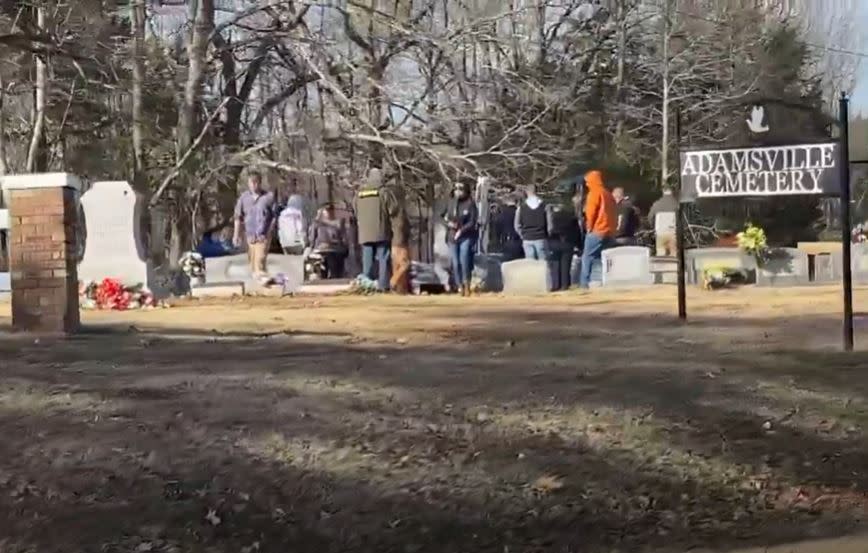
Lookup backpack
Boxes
[278,204,307,248]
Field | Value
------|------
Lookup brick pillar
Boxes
[1,173,81,333]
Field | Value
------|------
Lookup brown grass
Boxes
[0,287,868,553]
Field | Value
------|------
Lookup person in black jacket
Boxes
[612,187,640,246]
[493,196,523,261]
[445,181,479,296]
[514,184,548,260]
[548,199,580,291]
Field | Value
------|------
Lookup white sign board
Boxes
[680,143,841,201]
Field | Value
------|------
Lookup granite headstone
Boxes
[602,246,653,287]
[852,243,868,285]
[204,253,304,293]
[686,247,757,285]
[502,258,550,295]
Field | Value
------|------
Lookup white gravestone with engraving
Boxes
[78,181,152,289]
[602,246,653,287]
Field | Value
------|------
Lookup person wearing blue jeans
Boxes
[514,184,550,261]
[450,237,476,292]
[579,232,609,288]
[444,180,479,296]
[579,170,617,289]
[522,239,547,260]
[361,241,391,290]
[355,168,393,291]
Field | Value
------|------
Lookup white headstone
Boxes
[851,244,868,284]
[602,246,653,287]
[78,181,149,287]
[501,259,550,295]
[0,208,9,292]
[432,220,453,290]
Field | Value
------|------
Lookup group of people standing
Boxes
[489,171,679,291]
[226,171,351,282]
[227,167,678,294]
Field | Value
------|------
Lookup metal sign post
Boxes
[675,96,855,351]
[675,109,687,320]
[839,94,854,352]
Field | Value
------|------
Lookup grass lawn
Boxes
[2,287,868,552]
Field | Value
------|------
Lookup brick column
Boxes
[1,173,81,333]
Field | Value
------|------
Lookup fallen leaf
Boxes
[205,509,221,526]
[532,475,564,494]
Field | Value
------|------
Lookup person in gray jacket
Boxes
[354,168,393,290]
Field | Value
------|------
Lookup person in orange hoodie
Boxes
[579,170,617,288]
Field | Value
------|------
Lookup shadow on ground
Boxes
[2,306,868,553]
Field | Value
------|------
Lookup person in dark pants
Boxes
[579,170,617,289]
[612,187,640,246]
[354,168,393,290]
[309,204,349,279]
[547,202,580,291]
[493,196,523,261]
[514,184,548,260]
[444,181,479,297]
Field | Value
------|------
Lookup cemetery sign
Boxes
[680,142,841,201]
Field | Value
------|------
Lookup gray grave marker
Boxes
[204,253,304,293]
[851,244,868,284]
[685,247,757,285]
[602,246,653,287]
[501,258,550,295]
[756,248,809,287]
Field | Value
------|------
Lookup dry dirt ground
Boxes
[3,287,868,553]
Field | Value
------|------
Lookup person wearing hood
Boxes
[514,184,550,260]
[354,168,392,290]
[445,180,479,296]
[278,192,308,255]
[579,170,616,289]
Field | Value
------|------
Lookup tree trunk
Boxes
[614,0,627,142]
[660,0,672,189]
[26,5,47,173]
[0,74,7,177]
[131,0,146,187]
[177,0,214,155]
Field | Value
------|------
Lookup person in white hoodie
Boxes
[514,184,550,260]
